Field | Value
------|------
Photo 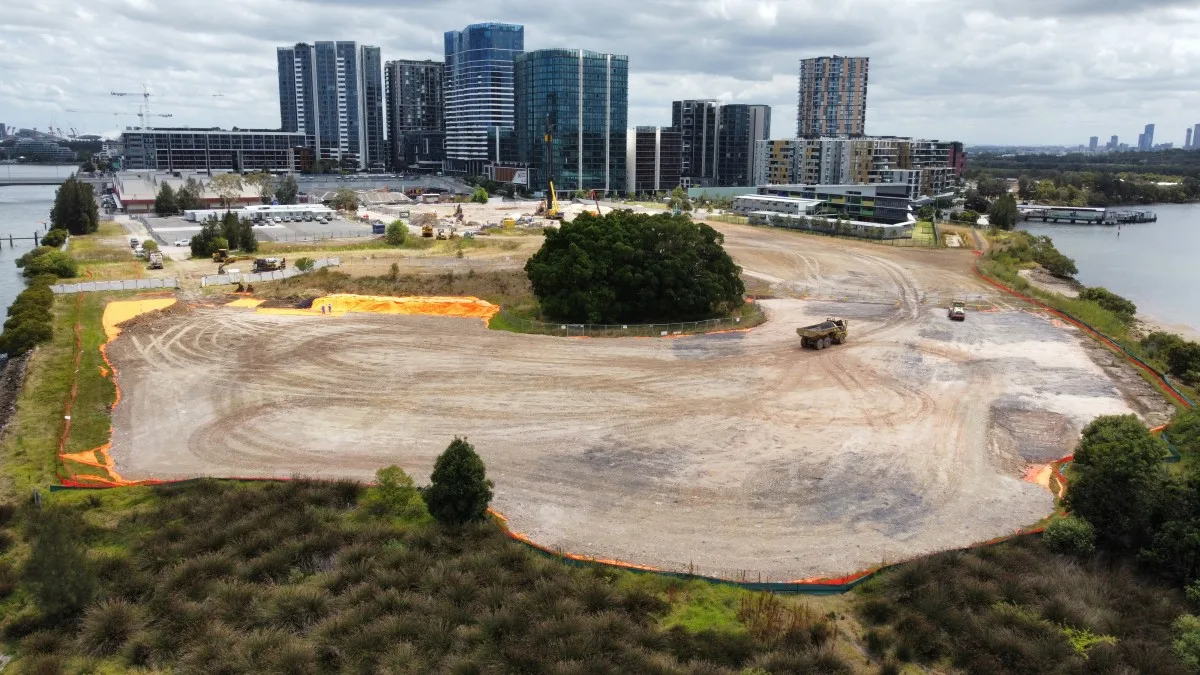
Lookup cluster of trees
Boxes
[1051,412,1200,596]
[1143,332,1200,387]
[50,177,99,235]
[989,231,1078,278]
[153,174,300,216]
[469,187,489,204]
[189,212,256,258]
[968,164,1200,208]
[329,187,359,212]
[0,274,55,356]
[524,210,744,323]
[1079,287,1138,323]
[988,194,1020,230]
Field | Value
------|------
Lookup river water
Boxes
[1022,202,1200,334]
[0,165,76,315]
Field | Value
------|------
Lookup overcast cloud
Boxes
[3,0,1200,145]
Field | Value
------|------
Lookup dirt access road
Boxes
[106,224,1153,579]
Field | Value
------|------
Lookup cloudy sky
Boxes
[4,0,1200,146]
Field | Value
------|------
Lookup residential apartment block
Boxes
[753,136,959,198]
[121,128,307,172]
[385,59,444,171]
[670,100,770,187]
[625,126,682,195]
[277,41,385,170]
[513,48,628,193]
[672,99,720,186]
[444,23,524,174]
[797,56,869,137]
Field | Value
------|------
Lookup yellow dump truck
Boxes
[796,318,848,350]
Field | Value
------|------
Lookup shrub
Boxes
[1043,516,1096,556]
[423,437,494,526]
[77,599,144,656]
[1175,614,1200,670]
[471,187,490,204]
[295,257,315,272]
[40,229,68,248]
[141,239,159,253]
[15,246,54,269]
[386,220,408,246]
[1079,287,1137,319]
[362,465,427,520]
[50,176,99,235]
[22,250,77,279]
[524,210,745,323]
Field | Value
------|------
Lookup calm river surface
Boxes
[1022,202,1200,333]
[0,165,76,316]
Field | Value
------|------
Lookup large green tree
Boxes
[50,176,99,235]
[423,437,494,526]
[153,182,177,216]
[1065,415,1167,550]
[988,193,1019,230]
[524,211,744,324]
[275,174,299,205]
[330,188,359,212]
[176,177,202,212]
[208,173,244,210]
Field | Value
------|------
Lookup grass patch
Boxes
[255,267,535,309]
[911,221,936,245]
[67,223,132,265]
[0,293,114,496]
[854,535,1189,672]
[257,235,523,257]
[0,479,851,673]
[624,201,668,210]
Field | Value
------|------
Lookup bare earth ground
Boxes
[105,223,1169,580]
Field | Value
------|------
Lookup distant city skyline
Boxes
[5,1,1200,145]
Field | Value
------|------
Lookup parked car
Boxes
[173,239,190,247]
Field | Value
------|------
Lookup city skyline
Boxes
[7,1,1200,145]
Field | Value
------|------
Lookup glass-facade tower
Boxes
[514,49,628,194]
[443,23,524,174]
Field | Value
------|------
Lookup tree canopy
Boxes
[423,437,493,526]
[524,210,744,324]
[51,177,99,235]
[275,174,299,205]
[153,182,177,216]
[988,194,1019,230]
[208,173,244,209]
[330,188,359,212]
[176,178,201,212]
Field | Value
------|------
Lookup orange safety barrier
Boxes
[56,297,177,487]
[257,293,500,323]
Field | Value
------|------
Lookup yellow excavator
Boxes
[541,97,564,221]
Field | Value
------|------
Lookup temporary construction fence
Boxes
[493,302,767,338]
[200,257,340,287]
[50,277,179,294]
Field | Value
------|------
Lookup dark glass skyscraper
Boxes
[672,100,720,186]
[717,104,771,187]
[443,23,524,174]
[385,60,444,171]
[514,49,628,194]
[277,41,384,170]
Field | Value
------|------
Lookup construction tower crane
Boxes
[111,85,225,117]
[66,107,174,129]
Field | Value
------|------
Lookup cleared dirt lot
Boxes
[106,225,1162,578]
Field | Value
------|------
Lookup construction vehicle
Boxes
[541,94,564,221]
[796,318,849,350]
[948,300,967,321]
[436,228,448,240]
[212,248,241,264]
[422,223,434,238]
[501,217,516,229]
[454,204,464,222]
[147,252,163,270]
[253,257,286,272]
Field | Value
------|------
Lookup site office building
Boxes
[278,41,386,171]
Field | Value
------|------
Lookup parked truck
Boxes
[147,252,163,270]
[796,318,849,350]
[948,300,966,321]
[253,258,286,272]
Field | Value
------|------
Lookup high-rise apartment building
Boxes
[1108,135,1119,150]
[625,126,682,195]
[277,41,385,170]
[1193,124,1200,151]
[671,100,720,186]
[797,56,869,138]
[385,59,444,171]
[443,23,524,174]
[513,49,628,193]
[1139,123,1155,151]
[716,104,771,187]
[1187,128,1193,150]
[1089,136,1099,152]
